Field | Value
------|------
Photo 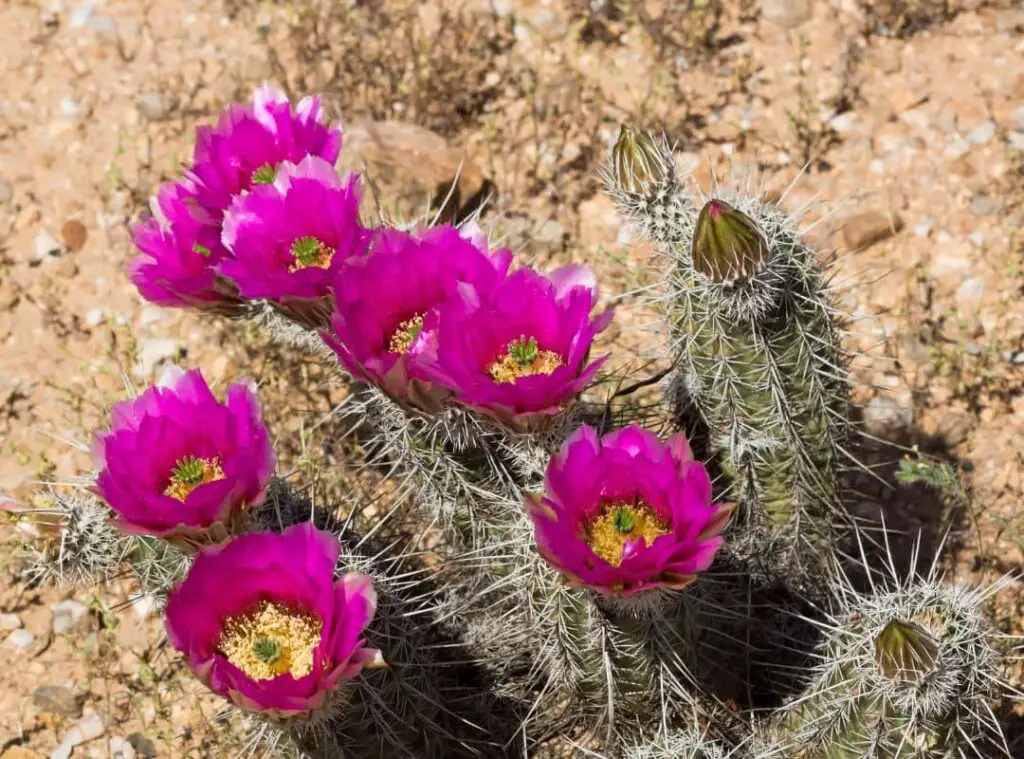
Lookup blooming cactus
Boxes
[528,425,731,596]
[164,523,380,720]
[188,83,343,218]
[93,368,274,547]
[219,156,367,313]
[128,180,241,313]
[322,223,513,409]
[412,264,612,431]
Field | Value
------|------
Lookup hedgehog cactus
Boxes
[605,125,852,578]
[18,88,1023,759]
[777,553,1017,759]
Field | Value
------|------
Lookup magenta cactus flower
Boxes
[412,264,612,430]
[93,367,275,547]
[165,523,381,720]
[128,180,242,313]
[322,223,513,409]
[188,83,343,217]
[528,425,732,597]
[218,156,367,310]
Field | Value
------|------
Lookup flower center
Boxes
[218,601,323,682]
[251,163,278,186]
[163,456,225,502]
[387,314,425,355]
[585,499,670,567]
[289,236,335,272]
[487,336,564,384]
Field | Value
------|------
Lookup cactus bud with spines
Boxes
[604,124,852,581]
[606,125,692,246]
[776,543,1019,759]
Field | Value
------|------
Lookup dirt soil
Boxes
[1,0,1022,756]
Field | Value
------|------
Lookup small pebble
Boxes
[134,92,175,122]
[51,710,105,759]
[968,195,1000,216]
[108,737,136,759]
[33,685,85,718]
[967,121,996,146]
[51,599,89,635]
[60,220,88,251]
[34,233,64,262]
[4,629,35,649]
[912,217,934,238]
[84,307,104,327]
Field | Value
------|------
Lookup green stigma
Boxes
[251,164,277,185]
[192,243,212,258]
[612,507,635,534]
[507,336,539,367]
[171,456,206,487]
[252,636,282,665]
[291,237,324,266]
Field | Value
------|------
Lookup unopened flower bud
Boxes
[874,618,940,683]
[612,125,668,194]
[691,199,770,283]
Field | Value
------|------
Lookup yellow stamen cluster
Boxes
[488,338,564,384]
[388,314,425,355]
[585,500,670,567]
[218,601,323,682]
[288,236,335,272]
[163,457,225,502]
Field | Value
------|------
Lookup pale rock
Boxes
[968,195,1000,216]
[864,393,913,432]
[4,629,35,649]
[955,276,986,311]
[51,710,105,759]
[131,594,158,621]
[138,306,163,327]
[135,92,175,122]
[108,737,136,759]
[0,612,23,631]
[135,338,181,377]
[912,217,934,238]
[967,120,996,146]
[84,307,104,327]
[51,599,89,634]
[34,233,64,262]
[759,0,812,28]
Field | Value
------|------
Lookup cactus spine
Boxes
[605,126,852,576]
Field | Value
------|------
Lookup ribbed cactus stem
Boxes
[605,126,851,577]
